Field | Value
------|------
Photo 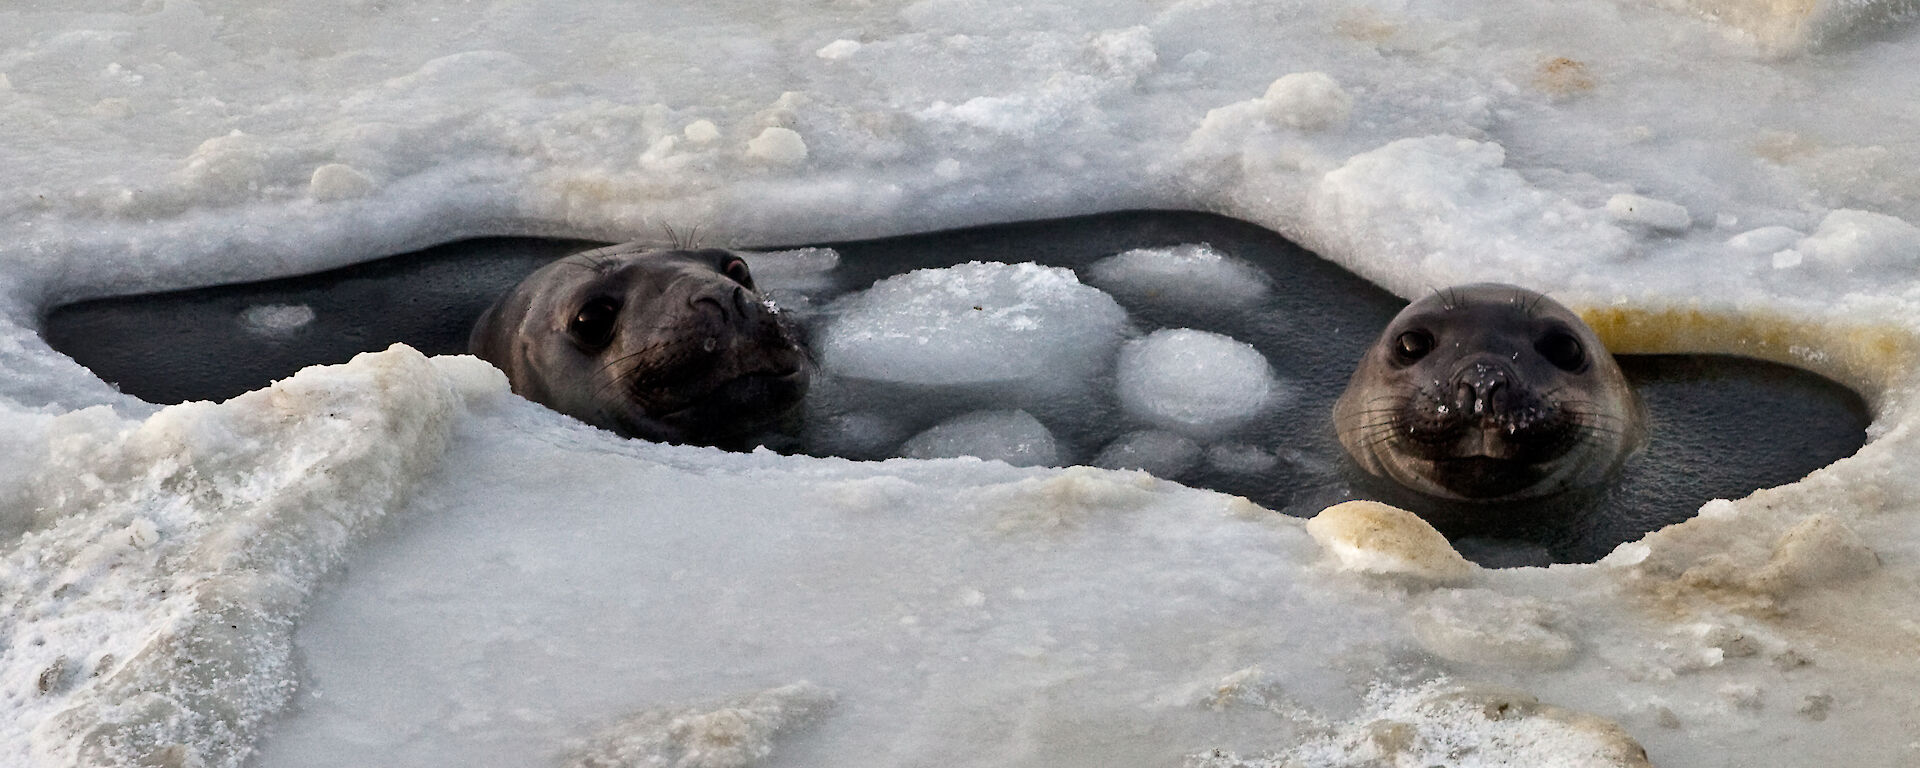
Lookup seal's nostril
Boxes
[732,285,755,317]
[692,295,730,322]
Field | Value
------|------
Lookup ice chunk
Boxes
[899,409,1059,467]
[682,120,721,144]
[1606,193,1691,232]
[816,262,1128,396]
[1091,430,1200,477]
[1263,72,1352,131]
[1205,443,1281,475]
[1085,243,1270,309]
[1305,501,1476,586]
[746,127,808,165]
[1115,328,1276,438]
[805,410,909,459]
[239,303,315,336]
[307,164,374,202]
[1725,225,1804,256]
[815,39,862,60]
[1796,209,1920,269]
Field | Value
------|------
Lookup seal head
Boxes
[1334,283,1643,501]
[470,244,811,445]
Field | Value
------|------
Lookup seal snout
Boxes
[1448,360,1516,418]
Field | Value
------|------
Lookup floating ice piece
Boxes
[1606,193,1691,232]
[1305,501,1476,586]
[899,409,1060,467]
[1263,71,1352,131]
[1115,328,1276,438]
[1085,243,1270,309]
[1795,208,1920,269]
[239,303,315,336]
[817,262,1128,396]
[1091,430,1200,477]
[805,410,909,459]
[1205,442,1281,475]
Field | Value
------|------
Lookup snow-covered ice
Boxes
[1116,329,1279,439]
[5,0,1920,766]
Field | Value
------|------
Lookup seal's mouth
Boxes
[651,364,809,422]
[1424,455,1553,500]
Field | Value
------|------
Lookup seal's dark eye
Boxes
[1535,330,1586,372]
[1392,329,1434,364]
[570,297,620,349]
[721,257,754,289]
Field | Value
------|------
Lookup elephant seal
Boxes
[1333,283,1643,501]
[470,244,811,446]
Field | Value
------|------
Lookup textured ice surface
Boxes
[898,408,1061,467]
[1085,244,1271,309]
[1115,329,1278,439]
[816,262,1127,399]
[4,0,1920,766]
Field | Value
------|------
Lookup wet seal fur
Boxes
[1334,283,1644,502]
[470,244,811,446]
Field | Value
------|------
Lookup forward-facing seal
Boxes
[1333,283,1643,501]
[470,244,811,446]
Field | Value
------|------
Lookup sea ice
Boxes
[1114,328,1277,439]
[815,262,1128,400]
[897,409,1060,467]
[1090,430,1201,477]
[6,0,1920,765]
[1795,209,1920,269]
[1084,243,1271,309]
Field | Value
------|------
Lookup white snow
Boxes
[4,0,1920,766]
[897,408,1061,467]
[1115,329,1278,439]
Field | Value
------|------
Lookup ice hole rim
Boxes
[31,208,1886,562]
